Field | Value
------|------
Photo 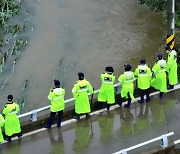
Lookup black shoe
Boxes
[45,125,52,129]
[5,137,11,142]
[167,85,174,90]
[18,132,22,138]
[117,102,122,107]
[74,115,80,120]
[159,92,163,98]
[86,114,90,119]
[138,100,144,103]
[57,124,61,128]
[124,104,130,108]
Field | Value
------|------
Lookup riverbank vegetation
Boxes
[138,0,180,76]
[0,0,27,73]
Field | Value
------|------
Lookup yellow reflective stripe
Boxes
[166,34,174,44]
[158,69,166,73]
[53,96,64,100]
[124,80,134,83]
[102,81,113,84]
[77,89,88,92]
[138,74,150,76]
[8,111,18,115]
[167,61,176,65]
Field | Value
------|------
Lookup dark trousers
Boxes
[97,101,111,111]
[47,110,63,127]
[118,92,131,107]
[139,89,150,102]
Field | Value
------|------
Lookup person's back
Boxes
[45,80,65,128]
[98,66,115,110]
[48,87,65,112]
[3,94,22,141]
[135,64,151,90]
[119,70,135,92]
[135,59,152,103]
[72,72,93,119]
[118,64,135,108]
[151,53,167,98]
[166,45,178,89]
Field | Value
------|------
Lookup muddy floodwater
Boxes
[0,0,165,113]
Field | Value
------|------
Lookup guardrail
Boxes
[112,132,174,154]
[18,83,120,121]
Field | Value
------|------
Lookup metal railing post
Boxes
[161,135,168,148]
[31,110,38,121]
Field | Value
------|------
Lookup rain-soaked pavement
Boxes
[1,90,180,154]
[0,0,165,113]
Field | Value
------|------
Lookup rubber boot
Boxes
[159,92,163,98]
[138,90,144,103]
[107,104,110,111]
[86,113,90,119]
[125,99,131,108]
[97,101,101,110]
[117,98,122,107]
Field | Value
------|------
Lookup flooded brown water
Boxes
[0,0,165,113]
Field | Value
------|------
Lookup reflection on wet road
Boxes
[1,90,180,154]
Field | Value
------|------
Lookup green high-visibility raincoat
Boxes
[72,79,93,114]
[166,50,178,85]
[98,72,115,104]
[3,102,21,136]
[118,71,135,100]
[151,59,167,92]
[135,64,152,90]
[48,87,65,112]
[0,114,4,142]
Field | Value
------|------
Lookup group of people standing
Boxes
[45,45,178,129]
[0,45,177,143]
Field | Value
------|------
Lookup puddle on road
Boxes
[0,0,166,113]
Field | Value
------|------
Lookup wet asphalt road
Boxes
[1,89,180,154]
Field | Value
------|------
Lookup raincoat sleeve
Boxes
[0,114,4,127]
[48,90,54,101]
[87,81,93,94]
[147,68,152,81]
[118,74,124,85]
[72,82,78,98]
[3,105,10,115]
[134,68,139,77]
[152,63,159,76]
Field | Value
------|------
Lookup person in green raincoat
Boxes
[118,64,135,108]
[0,114,5,143]
[45,80,65,129]
[165,45,178,89]
[72,72,93,119]
[3,95,22,142]
[97,66,115,110]
[151,53,167,98]
[135,59,152,103]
